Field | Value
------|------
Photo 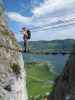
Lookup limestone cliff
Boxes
[47,44,75,100]
[0,1,28,100]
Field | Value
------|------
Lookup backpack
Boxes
[27,29,31,39]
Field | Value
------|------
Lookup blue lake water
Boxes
[23,53,69,75]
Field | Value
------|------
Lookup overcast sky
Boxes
[4,0,75,41]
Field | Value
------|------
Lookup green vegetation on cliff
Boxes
[26,62,54,97]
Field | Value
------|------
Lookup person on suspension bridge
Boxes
[21,27,31,52]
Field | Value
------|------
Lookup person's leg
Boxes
[24,41,26,52]
[25,39,29,52]
[26,39,29,51]
[24,39,29,52]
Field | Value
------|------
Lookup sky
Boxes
[4,0,75,41]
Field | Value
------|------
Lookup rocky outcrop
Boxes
[47,44,75,100]
[0,1,27,100]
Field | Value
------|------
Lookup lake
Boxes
[23,53,69,75]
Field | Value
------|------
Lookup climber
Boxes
[21,27,31,52]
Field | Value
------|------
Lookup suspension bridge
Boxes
[0,43,75,55]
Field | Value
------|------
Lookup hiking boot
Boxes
[24,49,27,52]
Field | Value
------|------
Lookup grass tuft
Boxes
[11,63,21,76]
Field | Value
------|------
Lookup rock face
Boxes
[47,44,75,100]
[0,1,28,100]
